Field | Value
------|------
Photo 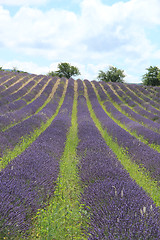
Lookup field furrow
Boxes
[99,81,160,133]
[84,80,160,185]
[0,71,160,239]
[31,79,86,240]
[0,78,74,239]
[92,82,160,151]
[126,84,160,110]
[0,78,67,170]
[0,74,21,93]
[77,79,160,239]
[116,83,160,121]
[0,75,48,114]
[0,76,56,131]
[0,75,36,110]
[103,81,160,126]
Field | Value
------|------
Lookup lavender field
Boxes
[0,71,160,239]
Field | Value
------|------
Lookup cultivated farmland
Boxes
[0,71,160,239]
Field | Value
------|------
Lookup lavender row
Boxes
[127,84,160,109]
[102,82,122,104]
[141,86,160,103]
[92,81,109,102]
[0,78,66,160]
[117,83,160,121]
[0,76,45,114]
[3,74,45,106]
[0,75,28,99]
[135,85,160,103]
[96,81,160,132]
[104,100,160,145]
[0,78,37,114]
[22,75,48,102]
[0,75,16,93]
[112,84,160,129]
[0,71,13,81]
[127,84,160,115]
[134,85,160,108]
[120,104,160,132]
[0,78,74,238]
[85,80,160,183]
[104,82,160,123]
[0,74,25,91]
[94,82,160,144]
[117,83,146,105]
[0,75,45,114]
[0,72,21,92]
[77,80,160,239]
[131,104,160,122]
[0,75,32,105]
[0,77,57,131]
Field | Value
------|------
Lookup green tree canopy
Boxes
[48,62,81,79]
[97,66,125,83]
[142,66,160,86]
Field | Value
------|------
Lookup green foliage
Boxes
[48,62,81,79]
[47,71,59,77]
[0,66,4,71]
[97,66,125,83]
[142,66,160,86]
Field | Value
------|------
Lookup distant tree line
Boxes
[1,63,160,86]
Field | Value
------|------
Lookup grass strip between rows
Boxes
[84,81,160,208]
[0,79,68,171]
[96,83,160,152]
[110,83,160,121]
[125,84,160,112]
[35,78,60,114]
[100,83,160,132]
[0,75,17,89]
[2,77,53,132]
[12,76,40,102]
[31,80,87,240]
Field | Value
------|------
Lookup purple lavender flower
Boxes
[0,78,74,237]
[77,79,160,239]
[84,80,160,183]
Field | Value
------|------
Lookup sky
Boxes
[0,0,160,83]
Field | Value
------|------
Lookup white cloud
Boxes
[0,0,160,82]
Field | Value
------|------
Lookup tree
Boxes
[142,66,160,86]
[97,66,125,83]
[47,71,59,77]
[48,62,81,79]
